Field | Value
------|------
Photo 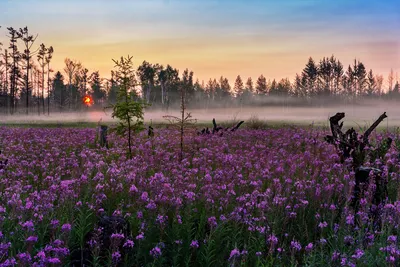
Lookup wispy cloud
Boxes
[0,0,399,82]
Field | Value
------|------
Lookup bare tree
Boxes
[375,74,384,97]
[7,27,21,114]
[63,58,81,110]
[1,50,9,100]
[37,43,47,114]
[19,26,38,115]
[388,68,394,93]
[45,46,53,115]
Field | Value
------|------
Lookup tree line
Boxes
[1,26,399,114]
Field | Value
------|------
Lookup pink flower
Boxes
[229,248,240,260]
[61,224,71,232]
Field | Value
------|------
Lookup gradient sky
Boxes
[1,0,399,85]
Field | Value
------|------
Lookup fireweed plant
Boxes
[0,126,400,266]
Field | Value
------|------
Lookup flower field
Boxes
[0,126,400,266]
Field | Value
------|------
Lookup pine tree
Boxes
[90,71,105,105]
[245,77,253,92]
[318,56,333,96]
[302,57,318,96]
[19,26,38,115]
[333,59,344,96]
[181,68,194,104]
[344,65,354,97]
[37,43,47,114]
[219,76,231,101]
[52,71,66,110]
[110,55,148,159]
[271,78,291,96]
[255,74,267,95]
[234,75,244,97]
[353,59,367,96]
[45,46,53,115]
[7,27,22,114]
[366,69,376,96]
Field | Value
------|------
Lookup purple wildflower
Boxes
[290,240,301,251]
[190,240,199,248]
[26,236,38,243]
[61,223,71,232]
[150,246,162,258]
[123,239,134,248]
[229,248,240,260]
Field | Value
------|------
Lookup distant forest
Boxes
[0,26,399,115]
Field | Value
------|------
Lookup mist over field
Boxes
[1,99,398,128]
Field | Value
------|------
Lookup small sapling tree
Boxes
[163,83,197,161]
[108,55,148,159]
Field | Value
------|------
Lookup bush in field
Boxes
[163,82,196,161]
[247,114,268,130]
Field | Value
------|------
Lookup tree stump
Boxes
[325,112,389,229]
[99,125,109,149]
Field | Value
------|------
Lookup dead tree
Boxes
[325,112,390,229]
[231,121,244,132]
[198,118,244,135]
[212,118,223,134]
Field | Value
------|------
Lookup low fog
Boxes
[1,99,399,129]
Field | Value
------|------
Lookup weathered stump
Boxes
[325,112,389,230]
[99,125,109,149]
[148,125,154,137]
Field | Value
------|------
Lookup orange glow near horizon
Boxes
[1,0,399,86]
[83,96,93,107]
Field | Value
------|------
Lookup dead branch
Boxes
[231,121,245,132]
[362,112,387,145]
[199,118,245,135]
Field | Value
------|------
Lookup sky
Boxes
[1,0,399,85]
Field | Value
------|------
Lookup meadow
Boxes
[0,123,400,266]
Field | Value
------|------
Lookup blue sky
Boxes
[1,0,399,84]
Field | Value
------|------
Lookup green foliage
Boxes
[247,115,268,130]
[107,55,149,159]
[112,100,146,136]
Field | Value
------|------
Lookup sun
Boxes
[82,95,93,106]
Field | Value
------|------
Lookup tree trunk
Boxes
[42,66,45,114]
[4,51,9,114]
[26,53,29,115]
[161,82,165,105]
[47,64,50,115]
